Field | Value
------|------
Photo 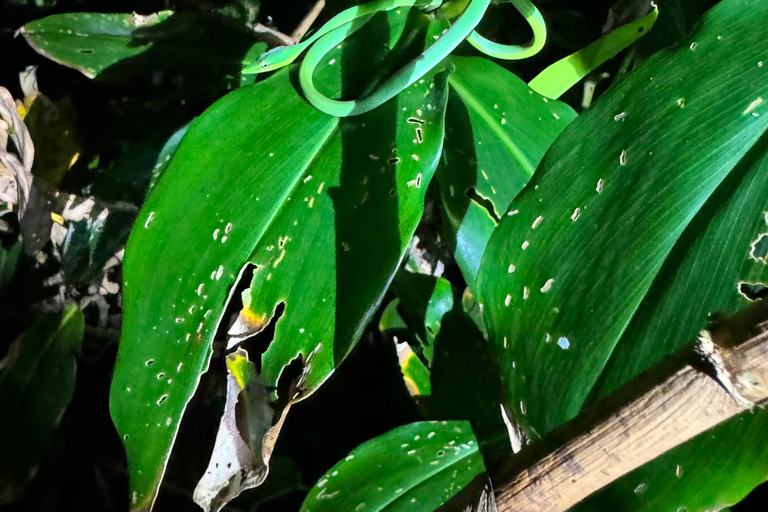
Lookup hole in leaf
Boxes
[78,49,94,54]
[738,282,768,301]
[239,301,285,373]
[216,263,258,341]
[750,233,768,262]
[276,353,306,404]
[466,188,500,223]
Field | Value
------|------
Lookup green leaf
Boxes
[574,113,768,512]
[575,408,768,512]
[477,0,768,438]
[428,308,508,467]
[0,305,84,505]
[438,57,576,288]
[528,6,658,99]
[92,122,190,207]
[110,10,450,510]
[21,11,256,83]
[391,272,454,364]
[21,12,174,78]
[300,421,484,512]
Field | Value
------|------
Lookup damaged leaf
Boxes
[0,305,84,505]
[478,0,768,437]
[575,116,768,512]
[110,10,450,511]
[21,12,174,78]
[193,348,289,512]
[437,57,576,288]
[300,421,484,512]
[477,0,768,509]
[0,87,34,217]
[21,11,258,87]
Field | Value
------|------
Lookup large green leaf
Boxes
[0,305,84,505]
[21,12,174,78]
[574,113,768,512]
[21,11,256,82]
[110,10,450,511]
[438,57,576,288]
[300,421,484,512]
[477,0,768,438]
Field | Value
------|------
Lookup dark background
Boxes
[1,0,765,510]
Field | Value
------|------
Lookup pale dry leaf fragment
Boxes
[193,349,291,512]
[0,87,34,217]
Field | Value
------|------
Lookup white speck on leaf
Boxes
[571,208,581,221]
[540,279,554,293]
[744,98,763,115]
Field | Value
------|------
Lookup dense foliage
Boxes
[1,0,768,511]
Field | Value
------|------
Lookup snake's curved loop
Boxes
[244,0,547,116]
[467,0,547,60]
[242,0,442,75]
[299,0,492,117]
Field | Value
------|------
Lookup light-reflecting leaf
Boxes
[438,57,576,288]
[477,0,768,439]
[391,272,454,364]
[300,421,484,512]
[574,114,768,512]
[21,11,256,84]
[21,12,174,78]
[528,6,658,99]
[0,305,84,505]
[110,10,450,511]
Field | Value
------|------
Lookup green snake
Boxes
[242,0,547,117]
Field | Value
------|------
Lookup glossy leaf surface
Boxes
[21,11,256,83]
[300,421,484,512]
[22,12,174,78]
[575,117,768,512]
[438,57,576,288]
[477,0,768,438]
[110,10,449,511]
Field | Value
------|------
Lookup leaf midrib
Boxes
[447,71,537,178]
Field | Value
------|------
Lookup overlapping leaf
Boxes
[300,421,484,512]
[477,0,768,508]
[110,10,450,511]
[438,57,576,288]
[478,0,768,435]
[575,115,768,512]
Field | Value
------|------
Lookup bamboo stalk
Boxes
[492,301,768,512]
